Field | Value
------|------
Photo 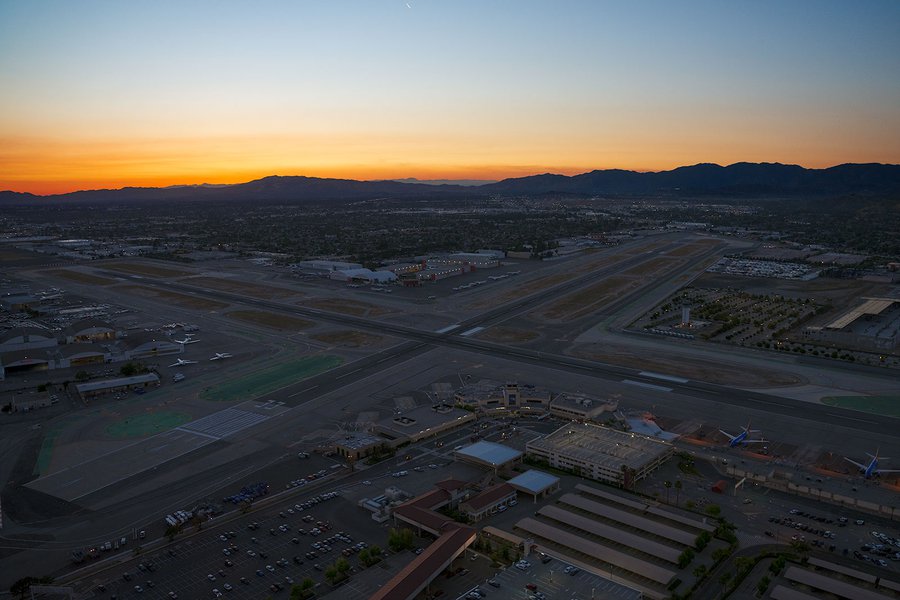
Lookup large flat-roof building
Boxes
[75,373,160,400]
[454,441,522,471]
[549,392,619,422]
[527,423,674,488]
[803,297,900,351]
[373,403,476,445]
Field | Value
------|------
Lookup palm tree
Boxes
[664,480,672,504]
[674,480,683,507]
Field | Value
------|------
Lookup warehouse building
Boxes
[526,423,674,488]
[64,319,118,344]
[75,373,160,400]
[0,327,58,353]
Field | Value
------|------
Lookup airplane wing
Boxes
[875,469,900,474]
[844,457,867,470]
[742,439,767,444]
[718,429,736,442]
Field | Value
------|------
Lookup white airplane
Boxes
[210,353,233,361]
[169,358,198,367]
[719,421,766,447]
[845,450,900,478]
[174,337,200,345]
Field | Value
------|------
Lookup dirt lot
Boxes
[226,309,314,330]
[535,275,643,321]
[664,239,722,257]
[475,326,540,344]
[104,262,193,278]
[570,342,806,388]
[189,276,301,300]
[311,330,384,347]
[623,255,682,277]
[467,272,577,310]
[46,269,116,286]
[116,285,228,310]
[304,298,393,317]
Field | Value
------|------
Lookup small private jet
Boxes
[169,358,198,367]
[174,336,200,345]
[720,421,766,447]
[845,450,900,478]
[209,353,233,361]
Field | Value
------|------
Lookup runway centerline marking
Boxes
[288,386,318,398]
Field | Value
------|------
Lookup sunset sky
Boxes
[2,0,899,194]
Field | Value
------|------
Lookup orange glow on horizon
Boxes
[2,129,897,195]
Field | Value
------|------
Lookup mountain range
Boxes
[2,162,899,204]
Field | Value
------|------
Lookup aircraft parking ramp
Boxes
[26,429,215,502]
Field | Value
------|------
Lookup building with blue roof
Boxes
[507,469,560,501]
[454,441,522,471]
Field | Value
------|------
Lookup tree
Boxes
[120,362,138,377]
[11,576,53,600]
[693,564,708,578]
[695,531,712,552]
[387,527,414,552]
[75,370,90,382]
[719,571,732,588]
[324,565,338,584]
[757,575,771,595]
[711,547,731,562]
[336,557,350,574]
[677,548,695,569]
[165,522,183,542]
[664,480,672,504]
[674,480,683,507]
[705,504,722,517]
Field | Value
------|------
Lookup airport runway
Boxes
[97,253,900,439]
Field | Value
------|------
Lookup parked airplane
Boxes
[210,353,233,361]
[169,358,198,367]
[174,337,200,345]
[845,450,900,478]
[719,422,766,447]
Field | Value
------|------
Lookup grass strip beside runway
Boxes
[33,427,62,476]
[821,395,900,417]
[201,354,343,402]
[105,411,192,438]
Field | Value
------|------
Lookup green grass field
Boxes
[105,411,192,438]
[821,395,900,417]
[34,427,62,476]
[201,354,343,402]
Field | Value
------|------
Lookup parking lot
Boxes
[80,491,393,599]
[461,555,641,600]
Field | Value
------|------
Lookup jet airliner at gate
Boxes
[845,450,900,478]
[719,422,766,447]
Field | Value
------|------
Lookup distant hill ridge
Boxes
[2,162,899,203]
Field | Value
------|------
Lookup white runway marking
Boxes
[460,327,484,336]
[289,386,318,398]
[435,324,460,333]
[622,379,673,392]
[639,371,688,383]
[177,408,270,439]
